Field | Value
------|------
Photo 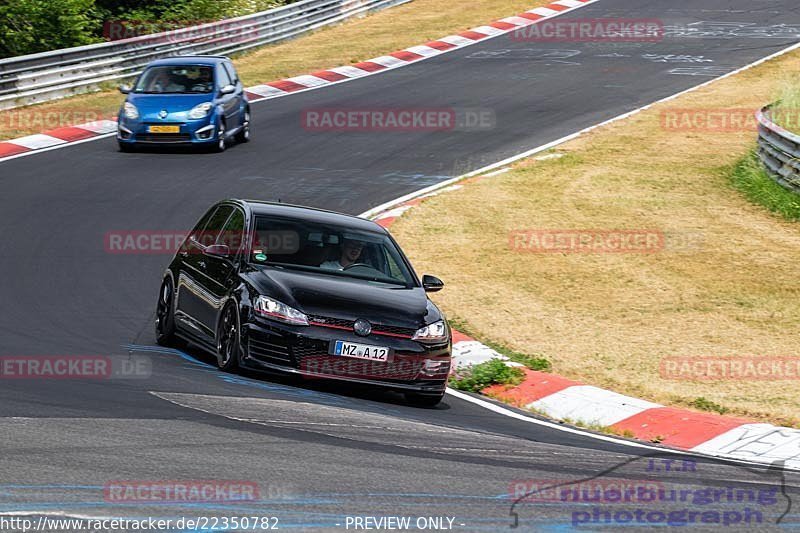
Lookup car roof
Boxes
[148,56,229,67]
[230,200,387,233]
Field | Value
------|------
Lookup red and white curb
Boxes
[0,0,597,163]
[0,120,118,159]
[363,171,800,472]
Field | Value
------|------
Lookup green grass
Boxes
[772,81,800,133]
[492,346,551,372]
[689,397,730,415]
[729,151,800,221]
[561,418,636,439]
[448,359,525,392]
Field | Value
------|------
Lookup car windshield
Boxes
[249,215,416,287]
[133,65,214,94]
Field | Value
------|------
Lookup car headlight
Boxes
[412,320,448,342]
[254,296,308,325]
[123,102,139,120]
[188,102,213,119]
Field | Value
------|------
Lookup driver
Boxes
[149,70,183,92]
[321,238,365,270]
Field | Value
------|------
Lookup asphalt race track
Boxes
[2,0,800,530]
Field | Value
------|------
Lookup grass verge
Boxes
[730,151,800,221]
[0,0,547,141]
[561,418,636,439]
[449,359,525,392]
[771,78,800,133]
[392,48,800,427]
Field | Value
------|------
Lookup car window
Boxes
[180,206,216,253]
[190,207,216,235]
[216,208,245,255]
[217,65,232,88]
[134,65,214,94]
[193,205,233,248]
[250,215,415,286]
[223,62,238,84]
[382,247,406,280]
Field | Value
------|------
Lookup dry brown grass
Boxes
[0,0,546,141]
[391,50,800,427]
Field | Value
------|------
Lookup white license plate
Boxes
[331,340,390,361]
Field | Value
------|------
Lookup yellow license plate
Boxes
[148,125,180,133]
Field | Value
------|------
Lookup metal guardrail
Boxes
[756,105,800,193]
[0,0,410,110]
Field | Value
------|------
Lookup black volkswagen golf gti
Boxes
[156,199,452,405]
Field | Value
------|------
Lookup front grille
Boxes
[292,340,330,360]
[137,133,192,143]
[307,314,416,339]
[248,335,291,365]
[296,348,423,381]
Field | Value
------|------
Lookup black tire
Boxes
[216,302,241,371]
[214,120,227,153]
[404,392,445,408]
[155,277,176,346]
[235,110,250,144]
[118,141,134,153]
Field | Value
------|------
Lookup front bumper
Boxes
[117,116,218,145]
[241,319,451,394]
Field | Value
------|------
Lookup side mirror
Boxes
[422,274,444,293]
[204,244,231,259]
[220,84,235,95]
[118,84,132,94]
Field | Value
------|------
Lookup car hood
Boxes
[126,93,212,117]
[243,267,438,329]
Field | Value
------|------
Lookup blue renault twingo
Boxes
[117,56,250,152]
